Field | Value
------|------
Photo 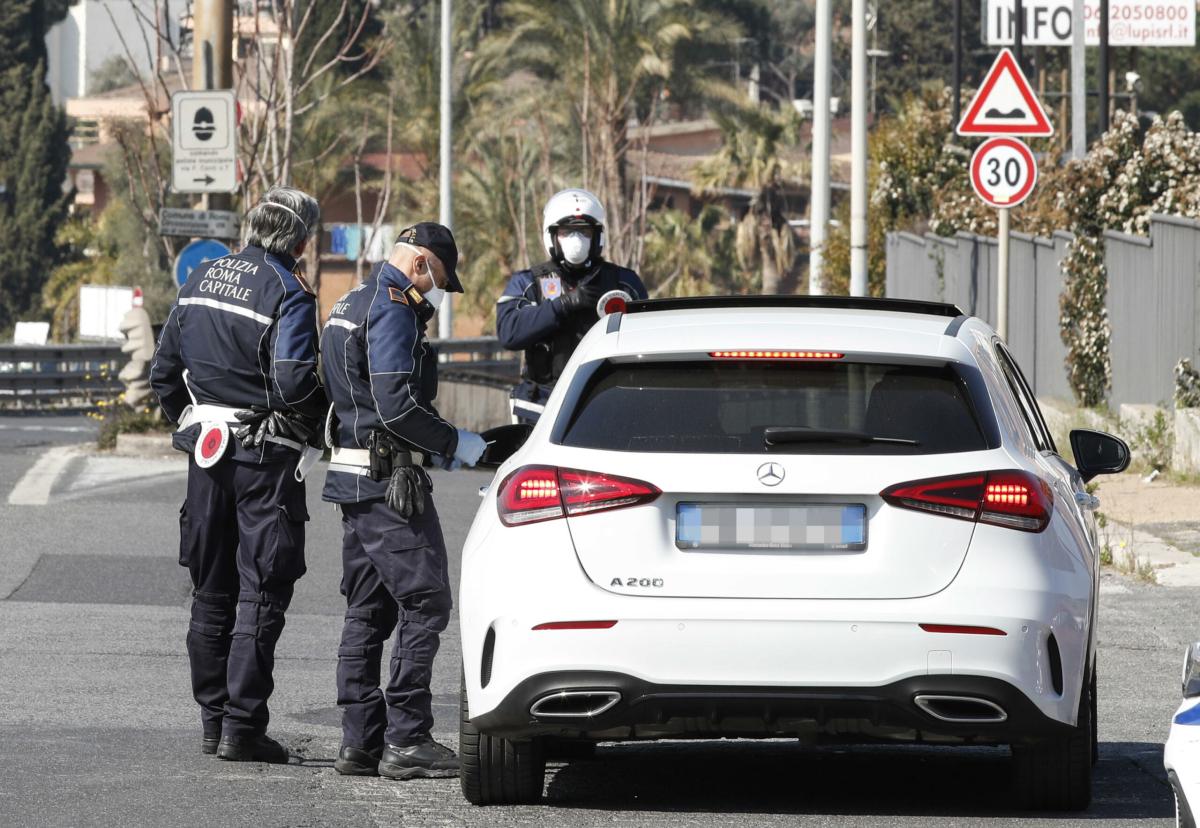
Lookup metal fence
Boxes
[0,344,124,406]
[1105,214,1200,407]
[886,213,1200,406]
[885,229,1072,400]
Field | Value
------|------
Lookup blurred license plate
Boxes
[675,503,867,551]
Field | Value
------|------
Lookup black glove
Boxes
[558,280,603,316]
[235,409,319,448]
[234,407,271,448]
[385,465,428,520]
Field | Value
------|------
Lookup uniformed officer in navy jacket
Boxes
[151,187,326,764]
[497,188,647,423]
[320,222,486,780]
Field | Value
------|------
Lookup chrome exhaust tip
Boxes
[914,694,1008,724]
[529,690,621,719]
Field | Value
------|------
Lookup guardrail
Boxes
[0,343,124,406]
[432,336,520,389]
[0,337,519,408]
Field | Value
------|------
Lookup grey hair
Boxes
[244,187,320,255]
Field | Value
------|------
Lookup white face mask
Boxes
[424,285,445,309]
[398,242,444,308]
[559,231,592,265]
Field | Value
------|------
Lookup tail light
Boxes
[497,465,660,527]
[709,350,844,360]
[881,470,1052,532]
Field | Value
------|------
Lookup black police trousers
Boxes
[179,456,308,741]
[337,494,451,749]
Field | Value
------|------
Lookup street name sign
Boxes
[970,137,1039,208]
[983,0,1195,47]
[159,208,240,239]
[171,90,238,194]
[957,49,1054,138]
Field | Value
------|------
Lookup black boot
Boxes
[216,733,289,764]
[334,745,382,776]
[378,739,460,779]
[201,735,220,755]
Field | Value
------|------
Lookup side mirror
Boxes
[1184,642,1200,698]
[1069,429,1130,482]
[476,423,533,469]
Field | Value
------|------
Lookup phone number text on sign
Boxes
[984,0,1195,47]
[970,137,1039,209]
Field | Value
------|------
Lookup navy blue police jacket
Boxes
[496,261,646,420]
[150,244,325,464]
[320,262,459,504]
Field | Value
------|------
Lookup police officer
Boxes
[150,188,326,764]
[320,222,486,780]
[496,188,648,423]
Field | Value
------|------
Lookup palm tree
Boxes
[481,0,738,270]
[641,205,742,297]
[692,100,802,295]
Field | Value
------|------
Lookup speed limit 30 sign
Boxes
[970,136,1038,208]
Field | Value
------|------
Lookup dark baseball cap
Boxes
[397,222,463,293]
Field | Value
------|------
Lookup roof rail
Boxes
[624,295,965,318]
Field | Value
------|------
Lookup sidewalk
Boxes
[1094,472,1200,587]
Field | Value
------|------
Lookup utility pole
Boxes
[1071,0,1086,158]
[952,0,962,131]
[437,0,454,339]
[849,0,867,296]
[191,0,233,211]
[1014,0,1024,74]
[809,0,831,296]
[1099,0,1110,133]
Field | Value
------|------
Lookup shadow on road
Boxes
[543,740,1172,820]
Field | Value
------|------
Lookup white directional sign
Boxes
[970,137,1039,208]
[171,90,238,194]
[983,0,1196,47]
[957,49,1054,137]
[159,207,240,239]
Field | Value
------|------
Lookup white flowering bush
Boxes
[1176,359,1200,408]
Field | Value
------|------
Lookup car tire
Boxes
[1090,660,1099,767]
[459,674,546,805]
[1012,675,1093,811]
[1170,770,1197,828]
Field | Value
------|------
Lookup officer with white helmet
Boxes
[496,188,647,423]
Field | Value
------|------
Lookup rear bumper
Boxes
[469,670,1074,744]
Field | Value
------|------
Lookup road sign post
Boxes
[958,49,1052,342]
[997,208,1011,339]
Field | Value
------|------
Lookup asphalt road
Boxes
[0,413,1186,827]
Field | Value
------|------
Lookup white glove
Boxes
[453,429,487,468]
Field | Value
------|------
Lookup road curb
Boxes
[112,432,178,459]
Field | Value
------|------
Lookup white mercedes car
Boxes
[1166,642,1200,827]
[458,296,1130,810]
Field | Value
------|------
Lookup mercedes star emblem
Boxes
[757,462,785,487]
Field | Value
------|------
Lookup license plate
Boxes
[675,503,868,551]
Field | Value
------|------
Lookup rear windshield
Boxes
[559,360,987,455]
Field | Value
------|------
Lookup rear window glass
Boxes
[559,360,987,455]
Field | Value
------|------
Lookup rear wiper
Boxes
[763,427,920,447]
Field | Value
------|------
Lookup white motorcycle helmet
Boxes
[542,188,606,271]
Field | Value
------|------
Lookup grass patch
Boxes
[91,397,170,450]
